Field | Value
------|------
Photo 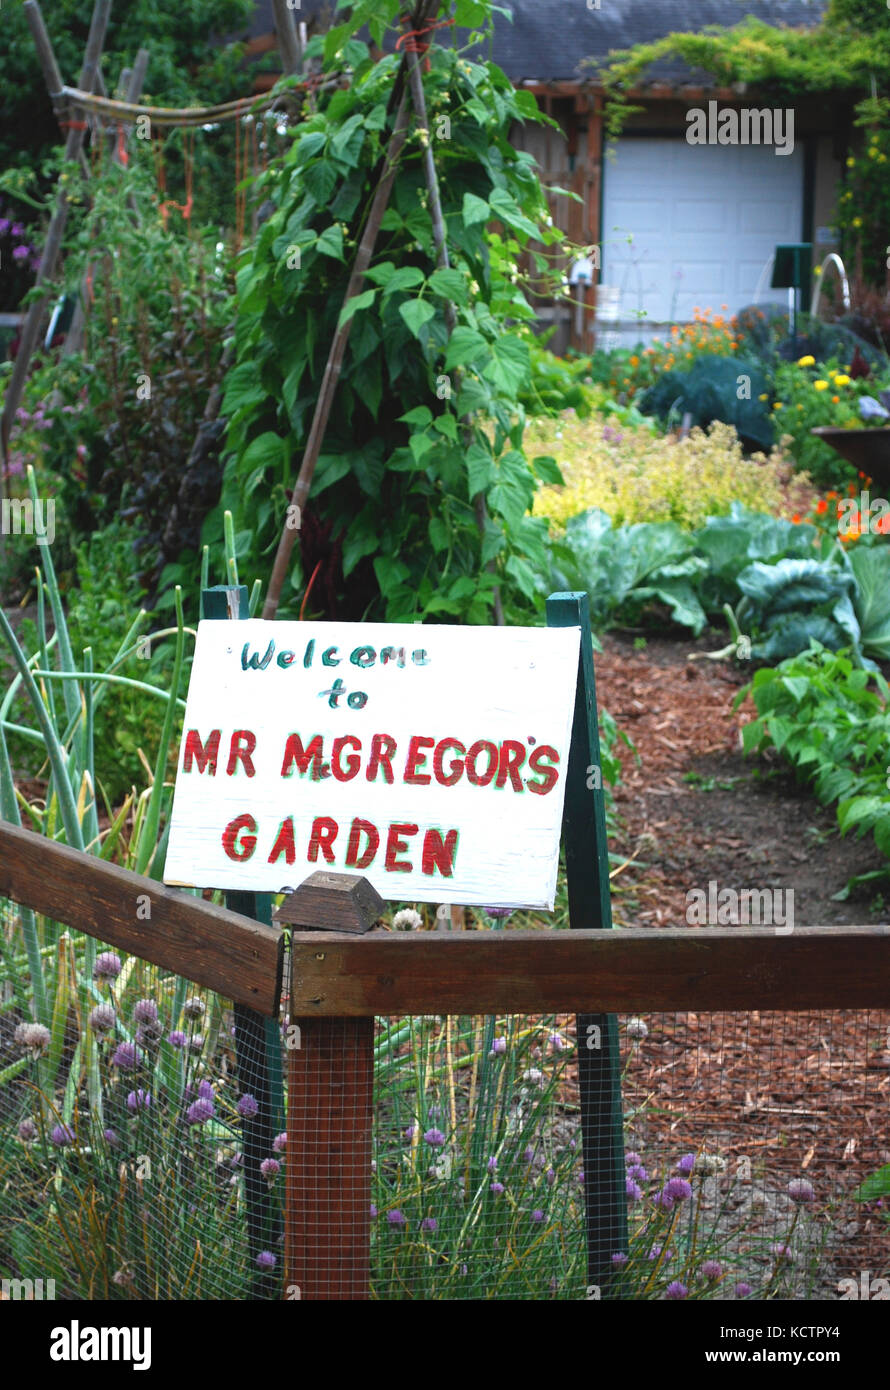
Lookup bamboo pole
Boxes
[1,0,112,473]
[272,0,304,77]
[403,29,505,627]
[62,51,151,361]
[260,0,438,621]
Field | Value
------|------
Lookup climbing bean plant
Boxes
[211,0,568,622]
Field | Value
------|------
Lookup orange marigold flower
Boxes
[629,355,639,367]
[816,499,828,514]
[791,514,802,524]
[832,395,840,403]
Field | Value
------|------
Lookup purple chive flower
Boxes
[386,1209,407,1227]
[676,1154,696,1175]
[421,1217,438,1233]
[787,1178,815,1204]
[531,1209,545,1223]
[11,223,25,237]
[273,1131,287,1152]
[111,1042,140,1070]
[183,996,205,1019]
[666,1281,688,1300]
[94,951,122,981]
[625,1151,641,1166]
[197,1080,214,1101]
[648,1245,668,1262]
[523,1146,535,1164]
[126,1089,151,1112]
[489,1037,507,1056]
[611,1252,628,1266]
[238,1094,259,1119]
[484,907,513,919]
[770,1242,794,1262]
[167,1030,187,1048]
[14,1022,51,1054]
[487,1156,498,1172]
[133,999,158,1024]
[18,1118,38,1143]
[404,1124,417,1140]
[735,1281,753,1298]
[256,1251,276,1271]
[702,1260,723,1280]
[0,219,10,236]
[186,1098,215,1125]
[370,1203,377,1218]
[546,1167,556,1186]
[104,1128,118,1145]
[626,1178,643,1201]
[548,1031,565,1051]
[654,1188,674,1211]
[12,245,30,262]
[664,1177,693,1202]
[490,1181,505,1194]
[627,1164,649,1182]
[51,1123,74,1147]
[260,1157,280,1179]
[423,1128,446,1148]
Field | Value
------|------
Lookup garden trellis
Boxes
[0,0,307,485]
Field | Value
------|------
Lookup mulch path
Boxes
[566,631,890,1290]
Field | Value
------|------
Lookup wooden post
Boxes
[1,0,112,469]
[283,875,380,1300]
[546,591,628,1294]
[271,0,303,77]
[202,584,284,1294]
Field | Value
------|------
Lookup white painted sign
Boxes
[163,620,580,909]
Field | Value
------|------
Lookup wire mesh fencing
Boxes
[364,1009,890,1300]
[0,893,287,1301]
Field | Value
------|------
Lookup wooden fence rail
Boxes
[288,923,890,1015]
[0,821,283,1014]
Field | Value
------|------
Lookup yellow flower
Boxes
[796,355,815,367]
[758,392,768,401]
[814,380,829,391]
[834,374,850,386]
[880,154,888,165]
[852,216,863,228]
[773,402,783,410]
[846,156,856,168]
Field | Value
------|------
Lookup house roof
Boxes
[244,1,829,87]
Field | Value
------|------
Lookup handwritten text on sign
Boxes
[163,621,580,908]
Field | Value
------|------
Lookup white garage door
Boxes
[600,137,804,342]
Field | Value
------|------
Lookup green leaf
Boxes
[466,441,494,496]
[433,413,458,441]
[240,431,285,473]
[399,298,436,338]
[532,454,565,486]
[365,260,397,287]
[337,288,376,329]
[428,267,470,305]
[382,266,426,298]
[429,516,450,553]
[483,335,531,397]
[445,326,488,370]
[462,192,490,226]
[304,161,338,206]
[398,405,433,428]
[222,362,266,415]
[316,224,345,260]
[409,432,436,466]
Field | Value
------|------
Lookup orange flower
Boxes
[832,395,840,403]
[629,355,639,367]
[816,499,828,514]
[826,490,838,500]
[791,514,802,524]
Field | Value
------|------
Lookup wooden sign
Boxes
[163,620,580,908]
